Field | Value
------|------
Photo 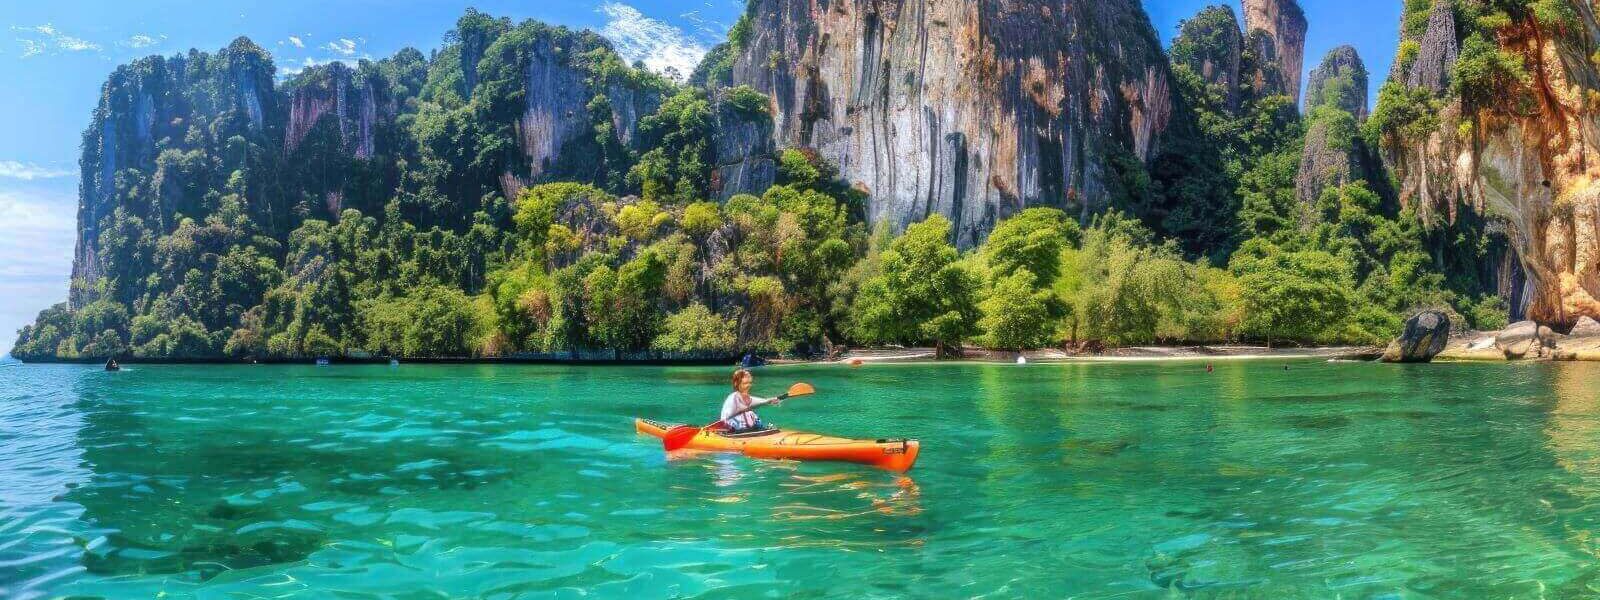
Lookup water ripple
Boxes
[2,362,1600,597]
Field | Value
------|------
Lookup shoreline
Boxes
[9,345,1384,367]
[799,345,1382,366]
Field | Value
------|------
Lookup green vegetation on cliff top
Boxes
[13,6,1512,361]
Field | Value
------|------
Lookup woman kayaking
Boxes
[644,380,917,471]
[722,369,781,432]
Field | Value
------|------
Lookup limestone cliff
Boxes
[481,25,668,199]
[725,0,1174,247]
[70,38,278,309]
[1405,1,1458,92]
[1383,1,1600,326]
[708,89,777,201]
[1296,46,1385,214]
[1170,5,1244,111]
[1242,0,1307,104]
[1304,45,1367,119]
[284,63,383,159]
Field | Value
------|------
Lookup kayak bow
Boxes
[636,418,920,472]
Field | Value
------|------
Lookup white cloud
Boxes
[0,189,74,238]
[12,24,101,57]
[288,36,304,48]
[0,187,76,354]
[0,161,73,181]
[597,2,708,81]
[678,9,733,40]
[325,38,358,56]
[18,39,44,58]
[125,34,163,49]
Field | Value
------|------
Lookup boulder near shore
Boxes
[1434,318,1600,362]
[1381,310,1450,363]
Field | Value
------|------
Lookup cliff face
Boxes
[486,27,667,199]
[284,63,382,159]
[1295,46,1382,214]
[1405,1,1458,92]
[71,38,279,309]
[1170,5,1244,111]
[514,35,594,184]
[1304,45,1367,119]
[708,91,777,200]
[1387,2,1600,326]
[726,0,1173,247]
[1242,0,1307,105]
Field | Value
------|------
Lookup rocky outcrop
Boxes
[1295,47,1383,213]
[1405,1,1458,92]
[284,63,382,159]
[605,83,662,149]
[708,90,776,200]
[1381,310,1450,362]
[1243,30,1290,100]
[726,0,1173,247]
[499,29,666,197]
[515,35,594,184]
[70,38,277,309]
[1571,316,1600,338]
[1295,118,1386,213]
[1496,320,1554,358]
[1304,45,1367,119]
[1382,4,1600,327]
[1242,0,1307,105]
[1170,6,1244,111]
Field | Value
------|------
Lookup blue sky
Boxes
[0,0,1400,355]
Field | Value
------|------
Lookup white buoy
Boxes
[1016,355,1027,365]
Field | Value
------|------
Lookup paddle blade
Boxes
[786,382,815,398]
[661,425,702,451]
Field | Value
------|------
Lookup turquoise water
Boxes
[2,359,1600,598]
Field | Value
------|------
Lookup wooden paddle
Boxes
[661,382,814,451]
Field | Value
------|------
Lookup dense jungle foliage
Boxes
[12,4,1524,361]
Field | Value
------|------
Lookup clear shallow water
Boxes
[2,360,1600,598]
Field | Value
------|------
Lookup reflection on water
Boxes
[1,361,1600,597]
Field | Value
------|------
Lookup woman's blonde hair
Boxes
[731,368,752,389]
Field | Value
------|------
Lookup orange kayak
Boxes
[635,418,920,472]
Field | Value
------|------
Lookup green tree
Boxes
[679,201,724,240]
[403,286,481,356]
[848,215,980,355]
[652,303,738,353]
[982,208,1079,286]
[979,269,1056,349]
[1229,239,1355,344]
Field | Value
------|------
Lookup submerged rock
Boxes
[1382,310,1451,363]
